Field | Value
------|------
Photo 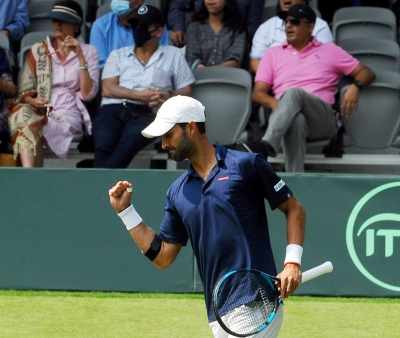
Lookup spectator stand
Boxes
[333,6,397,42]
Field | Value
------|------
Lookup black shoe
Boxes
[76,158,95,168]
[243,140,277,157]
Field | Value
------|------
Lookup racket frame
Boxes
[212,269,281,338]
[212,261,334,337]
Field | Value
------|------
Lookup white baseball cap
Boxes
[141,96,206,138]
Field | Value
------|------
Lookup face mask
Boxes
[111,0,130,16]
[134,24,152,47]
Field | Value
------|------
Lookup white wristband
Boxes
[284,244,303,266]
[118,205,143,231]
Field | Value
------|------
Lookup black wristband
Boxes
[352,79,364,89]
[144,235,162,261]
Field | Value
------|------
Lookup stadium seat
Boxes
[333,7,397,42]
[338,38,400,72]
[19,31,51,68]
[191,67,252,146]
[344,70,400,153]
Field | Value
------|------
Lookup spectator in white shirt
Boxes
[94,5,194,168]
[250,0,332,73]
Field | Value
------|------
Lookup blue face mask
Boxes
[111,0,131,16]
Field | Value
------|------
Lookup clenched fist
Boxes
[108,180,133,213]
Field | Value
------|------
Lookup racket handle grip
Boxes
[301,261,333,283]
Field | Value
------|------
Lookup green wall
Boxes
[0,169,400,296]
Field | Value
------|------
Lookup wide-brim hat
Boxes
[48,2,83,25]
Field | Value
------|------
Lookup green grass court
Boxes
[0,291,399,338]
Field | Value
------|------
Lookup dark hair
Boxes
[276,0,310,13]
[178,122,206,135]
[192,0,244,32]
[52,0,83,37]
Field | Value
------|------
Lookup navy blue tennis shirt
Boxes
[159,146,293,322]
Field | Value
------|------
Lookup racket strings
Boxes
[215,271,278,335]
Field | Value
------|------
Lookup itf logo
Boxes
[346,182,400,291]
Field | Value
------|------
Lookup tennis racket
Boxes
[212,261,333,337]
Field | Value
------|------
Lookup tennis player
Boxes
[108,95,306,337]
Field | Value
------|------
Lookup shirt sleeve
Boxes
[159,188,189,245]
[255,49,274,85]
[78,45,100,101]
[250,22,270,59]
[185,23,202,66]
[224,30,247,65]
[89,19,108,69]
[253,154,292,210]
[172,50,195,90]
[167,0,187,32]
[313,19,333,44]
[5,0,29,40]
[331,44,360,76]
[102,49,121,80]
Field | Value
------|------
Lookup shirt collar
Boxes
[128,46,165,65]
[187,145,227,178]
[282,38,321,51]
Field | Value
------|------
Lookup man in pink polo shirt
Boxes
[251,4,375,172]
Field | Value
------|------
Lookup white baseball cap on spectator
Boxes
[141,96,206,138]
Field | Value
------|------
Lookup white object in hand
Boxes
[126,187,133,193]
[301,261,334,283]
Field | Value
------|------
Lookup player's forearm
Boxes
[286,206,305,246]
[128,223,156,256]
[285,198,305,245]
[128,223,173,269]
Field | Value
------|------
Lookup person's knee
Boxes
[282,88,307,103]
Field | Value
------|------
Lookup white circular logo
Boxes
[346,182,400,292]
[138,5,148,15]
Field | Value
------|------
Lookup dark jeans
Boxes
[94,102,154,168]
[0,106,10,153]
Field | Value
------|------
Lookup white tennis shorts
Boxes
[209,305,284,338]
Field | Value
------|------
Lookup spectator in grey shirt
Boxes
[185,0,247,69]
